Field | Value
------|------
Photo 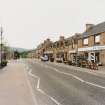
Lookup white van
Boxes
[41,55,49,61]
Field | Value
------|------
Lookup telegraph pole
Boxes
[0,26,3,66]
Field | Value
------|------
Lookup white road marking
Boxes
[52,67,85,83]
[26,66,61,105]
[37,88,60,105]
[24,66,38,105]
[37,78,40,89]
[34,61,105,90]
[85,81,105,89]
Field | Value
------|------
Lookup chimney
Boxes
[47,38,50,42]
[86,24,94,31]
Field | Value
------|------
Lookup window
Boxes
[60,41,64,47]
[83,38,88,45]
[95,35,100,43]
[65,41,69,46]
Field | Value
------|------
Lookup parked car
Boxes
[41,55,49,62]
[56,57,63,63]
[49,57,54,62]
[0,52,8,68]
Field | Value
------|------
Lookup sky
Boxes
[0,0,105,49]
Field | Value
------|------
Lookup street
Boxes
[1,0,105,104]
[23,59,105,105]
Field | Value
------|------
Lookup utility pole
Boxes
[0,26,3,66]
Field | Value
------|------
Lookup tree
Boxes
[20,51,28,58]
[14,51,20,59]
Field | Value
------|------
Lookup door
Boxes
[95,52,100,63]
[89,52,95,63]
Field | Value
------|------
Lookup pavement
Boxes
[0,61,37,105]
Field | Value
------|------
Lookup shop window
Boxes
[95,52,100,63]
[84,52,88,60]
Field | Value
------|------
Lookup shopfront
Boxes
[44,51,54,61]
[55,50,68,62]
[78,45,105,64]
[69,50,77,64]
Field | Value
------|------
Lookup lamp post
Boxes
[0,26,3,66]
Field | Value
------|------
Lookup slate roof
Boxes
[83,21,105,38]
[66,34,82,41]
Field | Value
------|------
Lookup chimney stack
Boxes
[86,24,94,31]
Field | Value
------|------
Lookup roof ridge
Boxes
[83,21,105,37]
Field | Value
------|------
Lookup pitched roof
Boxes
[83,21,105,38]
[66,33,82,41]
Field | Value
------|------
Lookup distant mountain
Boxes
[9,47,29,53]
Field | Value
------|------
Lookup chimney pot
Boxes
[86,24,94,31]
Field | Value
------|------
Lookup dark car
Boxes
[0,52,8,68]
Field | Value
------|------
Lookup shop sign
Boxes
[78,45,105,52]
[69,50,76,53]
[44,51,53,54]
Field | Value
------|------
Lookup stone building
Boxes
[78,22,105,65]
[53,36,67,62]
[33,21,105,65]
[41,35,81,62]
[67,33,82,63]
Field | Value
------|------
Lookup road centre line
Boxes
[34,61,105,90]
[26,66,61,105]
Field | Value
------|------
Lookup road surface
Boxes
[23,59,105,105]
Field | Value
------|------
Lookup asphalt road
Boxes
[23,59,105,105]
